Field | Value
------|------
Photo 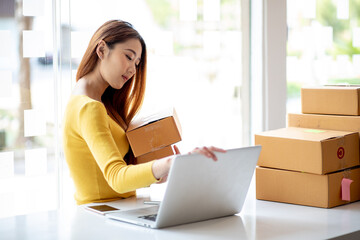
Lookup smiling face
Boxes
[97,38,142,89]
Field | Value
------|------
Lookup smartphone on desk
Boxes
[85,204,120,215]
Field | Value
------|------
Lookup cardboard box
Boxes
[288,113,360,133]
[126,108,182,157]
[288,113,360,152]
[301,86,360,115]
[255,127,359,174]
[256,166,360,208]
[136,145,175,164]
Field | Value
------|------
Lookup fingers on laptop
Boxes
[190,146,226,161]
[208,146,227,153]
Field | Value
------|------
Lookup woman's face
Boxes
[99,38,142,89]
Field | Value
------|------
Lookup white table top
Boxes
[1,181,360,240]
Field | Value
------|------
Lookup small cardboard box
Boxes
[126,108,182,157]
[256,166,360,208]
[136,145,175,164]
[301,86,360,116]
[288,113,360,152]
[255,127,359,174]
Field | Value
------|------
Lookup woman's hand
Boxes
[152,145,226,182]
[156,145,181,183]
[189,146,226,161]
[152,155,173,181]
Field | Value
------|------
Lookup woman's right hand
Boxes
[151,155,173,181]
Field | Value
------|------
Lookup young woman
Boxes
[62,20,225,205]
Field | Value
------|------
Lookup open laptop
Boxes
[106,145,261,229]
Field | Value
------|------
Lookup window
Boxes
[0,0,58,217]
[0,0,249,216]
[287,0,360,113]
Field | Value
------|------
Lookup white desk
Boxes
[1,182,360,240]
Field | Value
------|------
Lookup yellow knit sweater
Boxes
[62,95,157,205]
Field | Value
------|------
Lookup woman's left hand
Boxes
[156,145,226,184]
[189,146,226,161]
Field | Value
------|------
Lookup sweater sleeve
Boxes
[78,101,158,194]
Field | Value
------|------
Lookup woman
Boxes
[62,20,225,205]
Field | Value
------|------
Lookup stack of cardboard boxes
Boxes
[126,108,182,164]
[255,86,360,208]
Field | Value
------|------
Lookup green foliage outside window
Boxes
[317,0,360,57]
[287,0,360,98]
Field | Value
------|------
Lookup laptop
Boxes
[106,145,261,229]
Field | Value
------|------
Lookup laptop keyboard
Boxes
[139,214,157,222]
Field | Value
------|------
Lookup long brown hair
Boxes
[76,20,146,164]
